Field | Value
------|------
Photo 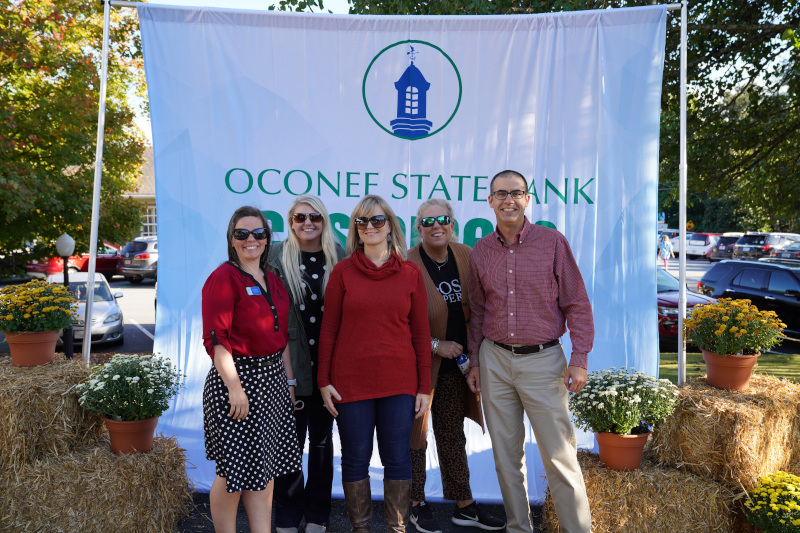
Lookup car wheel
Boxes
[129,277,143,285]
[687,255,698,260]
[68,266,80,274]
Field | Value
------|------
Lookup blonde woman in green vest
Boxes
[268,195,346,533]
[407,198,506,533]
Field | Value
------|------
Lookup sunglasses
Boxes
[491,189,527,200]
[420,215,452,228]
[233,228,269,240]
[292,212,323,223]
[354,215,388,230]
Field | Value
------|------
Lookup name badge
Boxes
[246,286,262,296]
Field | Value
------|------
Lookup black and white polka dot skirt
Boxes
[203,352,302,493]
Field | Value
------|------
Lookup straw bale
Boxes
[0,356,104,470]
[648,374,800,490]
[0,436,192,533]
[542,452,737,533]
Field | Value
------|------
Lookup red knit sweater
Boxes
[317,249,431,403]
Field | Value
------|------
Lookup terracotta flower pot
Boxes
[104,416,159,454]
[595,431,650,471]
[4,330,59,367]
[701,348,758,391]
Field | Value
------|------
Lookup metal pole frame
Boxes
[82,0,112,364]
[97,1,689,377]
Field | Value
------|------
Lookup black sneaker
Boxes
[451,502,506,530]
[410,501,442,533]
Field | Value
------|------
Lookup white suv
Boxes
[685,233,722,261]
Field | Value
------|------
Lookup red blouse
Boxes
[317,250,431,403]
[202,262,290,360]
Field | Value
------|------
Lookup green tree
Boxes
[0,0,145,272]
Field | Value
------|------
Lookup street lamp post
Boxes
[56,233,76,359]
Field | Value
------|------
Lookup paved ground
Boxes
[176,494,541,532]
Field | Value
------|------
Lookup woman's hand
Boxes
[289,386,298,410]
[321,385,341,417]
[436,340,463,359]
[414,393,431,419]
[228,386,250,420]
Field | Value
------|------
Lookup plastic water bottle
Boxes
[455,354,470,377]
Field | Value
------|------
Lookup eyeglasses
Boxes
[491,189,527,200]
[420,215,452,228]
[292,212,323,223]
[233,228,269,240]
[354,215,388,230]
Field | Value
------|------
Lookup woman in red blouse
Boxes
[318,195,431,533]
[202,206,302,533]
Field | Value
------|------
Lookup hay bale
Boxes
[648,374,800,490]
[0,436,192,533]
[542,452,737,533]
[0,357,104,470]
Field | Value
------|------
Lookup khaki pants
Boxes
[479,339,591,533]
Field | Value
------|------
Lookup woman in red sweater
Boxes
[318,195,431,533]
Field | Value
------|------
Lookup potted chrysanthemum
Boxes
[0,279,76,366]
[569,367,679,470]
[76,354,185,453]
[683,298,786,390]
[743,471,800,533]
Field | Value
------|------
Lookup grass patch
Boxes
[659,349,800,385]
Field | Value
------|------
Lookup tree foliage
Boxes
[278,0,800,233]
[0,0,146,272]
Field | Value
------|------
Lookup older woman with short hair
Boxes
[407,199,505,533]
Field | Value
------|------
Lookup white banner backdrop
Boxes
[139,5,667,502]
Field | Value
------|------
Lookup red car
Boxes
[26,243,120,280]
[657,268,715,347]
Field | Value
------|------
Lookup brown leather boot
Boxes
[342,477,373,533]
[383,478,411,533]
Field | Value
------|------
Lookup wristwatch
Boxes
[287,379,297,386]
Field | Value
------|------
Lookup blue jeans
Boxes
[336,394,415,482]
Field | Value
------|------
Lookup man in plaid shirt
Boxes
[466,170,592,533]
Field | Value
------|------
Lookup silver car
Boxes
[117,236,158,284]
[48,273,124,345]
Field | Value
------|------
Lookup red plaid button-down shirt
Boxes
[467,217,594,369]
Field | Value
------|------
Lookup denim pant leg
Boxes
[375,394,415,480]
[336,399,377,483]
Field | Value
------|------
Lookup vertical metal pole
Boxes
[82,0,112,364]
[677,0,688,386]
[62,259,74,359]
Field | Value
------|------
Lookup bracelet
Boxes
[287,379,297,386]
[431,338,439,355]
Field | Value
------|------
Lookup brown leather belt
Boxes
[492,339,560,355]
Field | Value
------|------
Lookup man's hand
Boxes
[466,366,481,393]
[564,365,587,393]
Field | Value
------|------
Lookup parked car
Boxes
[685,233,722,261]
[26,243,120,280]
[657,268,715,346]
[696,260,800,340]
[732,232,800,261]
[657,230,694,258]
[709,232,744,262]
[46,272,124,346]
[117,237,158,284]
[768,241,800,265]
